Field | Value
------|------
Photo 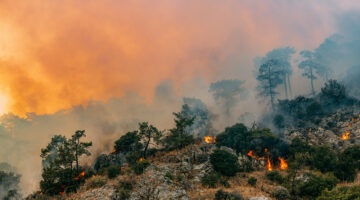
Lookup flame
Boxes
[204,136,216,144]
[247,150,253,157]
[267,157,272,171]
[74,171,85,180]
[278,157,288,170]
[59,191,64,196]
[247,150,260,160]
[139,157,144,162]
[341,130,350,140]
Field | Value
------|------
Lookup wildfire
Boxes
[139,157,144,162]
[204,136,216,144]
[341,130,350,140]
[247,150,253,157]
[278,157,288,170]
[247,150,261,160]
[267,157,273,171]
[74,171,85,180]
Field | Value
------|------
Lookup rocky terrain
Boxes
[25,110,360,200]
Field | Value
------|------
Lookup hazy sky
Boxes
[0,0,358,116]
[1,1,360,195]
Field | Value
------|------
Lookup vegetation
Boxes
[272,186,290,200]
[0,164,21,200]
[201,173,221,188]
[85,175,107,189]
[317,185,360,200]
[210,149,239,177]
[214,189,244,200]
[40,130,92,195]
[163,110,195,150]
[247,177,257,187]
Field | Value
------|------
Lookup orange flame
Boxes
[341,130,350,140]
[204,136,216,144]
[267,157,272,171]
[139,157,144,162]
[74,171,85,180]
[247,150,253,157]
[278,157,288,170]
[247,150,261,160]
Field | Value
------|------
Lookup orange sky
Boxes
[0,0,358,116]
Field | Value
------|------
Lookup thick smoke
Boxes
[0,1,360,197]
[0,162,21,199]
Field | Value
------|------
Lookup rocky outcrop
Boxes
[130,165,189,200]
[69,185,119,200]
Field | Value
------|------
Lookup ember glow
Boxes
[278,157,288,170]
[139,157,144,162]
[341,130,350,140]
[204,136,216,144]
[267,157,273,171]
[74,171,85,180]
[247,150,260,160]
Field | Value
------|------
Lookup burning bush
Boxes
[210,149,239,177]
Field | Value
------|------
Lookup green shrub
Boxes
[107,165,121,179]
[247,177,257,187]
[201,173,221,188]
[214,189,244,200]
[298,173,338,198]
[317,185,360,200]
[131,159,150,175]
[266,171,284,184]
[86,175,107,189]
[210,149,239,177]
[164,171,174,181]
[311,146,337,173]
[117,180,134,200]
[272,186,290,200]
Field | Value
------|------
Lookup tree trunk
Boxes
[143,136,151,159]
[268,65,274,110]
[287,74,293,99]
[310,67,315,97]
[283,73,288,99]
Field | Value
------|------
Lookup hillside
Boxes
[25,110,360,200]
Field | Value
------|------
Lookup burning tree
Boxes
[40,130,92,195]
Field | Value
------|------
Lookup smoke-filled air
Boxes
[1,1,360,198]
